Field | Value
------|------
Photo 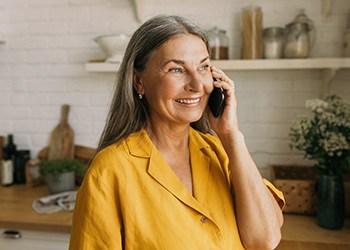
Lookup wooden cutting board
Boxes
[48,104,74,160]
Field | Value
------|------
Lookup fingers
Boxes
[211,66,235,94]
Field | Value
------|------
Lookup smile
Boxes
[175,98,200,104]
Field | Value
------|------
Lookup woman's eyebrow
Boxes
[163,56,210,67]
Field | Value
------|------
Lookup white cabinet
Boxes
[0,229,70,250]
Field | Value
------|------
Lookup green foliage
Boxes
[39,158,85,178]
[289,94,350,176]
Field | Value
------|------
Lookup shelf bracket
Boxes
[321,68,338,98]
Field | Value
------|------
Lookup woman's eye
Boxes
[199,64,209,71]
[169,68,182,73]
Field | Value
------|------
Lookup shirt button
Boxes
[200,216,208,223]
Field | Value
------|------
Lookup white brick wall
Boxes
[0,0,350,179]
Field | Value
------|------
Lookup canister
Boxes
[207,27,229,60]
[241,5,263,59]
[263,27,285,59]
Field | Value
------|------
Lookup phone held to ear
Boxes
[208,85,225,117]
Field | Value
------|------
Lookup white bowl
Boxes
[94,34,130,59]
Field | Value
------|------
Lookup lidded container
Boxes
[241,5,263,59]
[207,27,229,60]
[284,9,316,58]
[263,27,285,59]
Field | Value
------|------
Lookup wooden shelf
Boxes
[85,58,350,72]
[85,58,350,97]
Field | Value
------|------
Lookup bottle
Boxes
[0,136,4,160]
[14,150,30,184]
[1,134,16,186]
[263,27,285,59]
[207,27,229,60]
[241,5,263,59]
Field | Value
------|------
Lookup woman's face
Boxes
[135,34,213,127]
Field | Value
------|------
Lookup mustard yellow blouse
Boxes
[69,128,284,250]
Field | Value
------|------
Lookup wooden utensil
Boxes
[48,104,74,160]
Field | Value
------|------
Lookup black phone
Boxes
[208,86,225,117]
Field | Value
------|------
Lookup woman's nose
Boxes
[185,72,206,92]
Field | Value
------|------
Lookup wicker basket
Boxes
[271,165,350,216]
[271,165,317,215]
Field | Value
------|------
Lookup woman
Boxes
[69,15,284,250]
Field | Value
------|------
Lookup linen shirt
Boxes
[69,128,284,250]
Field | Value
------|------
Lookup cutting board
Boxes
[48,104,74,160]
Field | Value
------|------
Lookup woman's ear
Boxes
[133,71,144,95]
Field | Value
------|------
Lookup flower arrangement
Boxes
[289,94,350,176]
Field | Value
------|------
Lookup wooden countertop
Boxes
[277,214,350,249]
[1,184,349,249]
[0,185,72,233]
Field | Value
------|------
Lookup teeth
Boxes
[176,98,200,104]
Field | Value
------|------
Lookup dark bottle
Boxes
[1,134,17,186]
[14,150,30,184]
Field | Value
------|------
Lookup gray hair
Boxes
[97,15,212,151]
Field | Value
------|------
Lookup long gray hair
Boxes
[97,15,212,151]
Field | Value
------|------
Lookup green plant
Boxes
[39,158,85,178]
[289,94,350,176]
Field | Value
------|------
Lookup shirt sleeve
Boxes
[69,170,123,250]
[263,179,285,210]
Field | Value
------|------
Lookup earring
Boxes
[138,94,143,99]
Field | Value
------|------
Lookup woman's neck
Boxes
[146,122,190,152]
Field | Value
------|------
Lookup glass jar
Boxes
[263,27,285,59]
[284,10,315,58]
[241,5,263,59]
[207,27,229,60]
[284,22,310,58]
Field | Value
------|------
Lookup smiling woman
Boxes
[133,34,213,128]
[69,14,285,250]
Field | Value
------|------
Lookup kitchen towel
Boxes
[32,191,77,214]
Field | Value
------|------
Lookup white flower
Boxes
[305,99,328,112]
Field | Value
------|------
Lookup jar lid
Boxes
[263,27,285,36]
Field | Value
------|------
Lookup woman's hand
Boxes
[208,66,239,135]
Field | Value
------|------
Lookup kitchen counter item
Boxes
[207,27,229,60]
[32,190,77,214]
[263,27,285,59]
[94,34,130,62]
[241,5,263,59]
[0,185,72,232]
[0,136,4,160]
[14,150,30,184]
[1,134,16,186]
[48,104,74,161]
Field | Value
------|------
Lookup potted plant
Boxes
[39,158,84,194]
[289,94,350,229]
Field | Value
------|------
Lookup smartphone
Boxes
[208,86,225,117]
